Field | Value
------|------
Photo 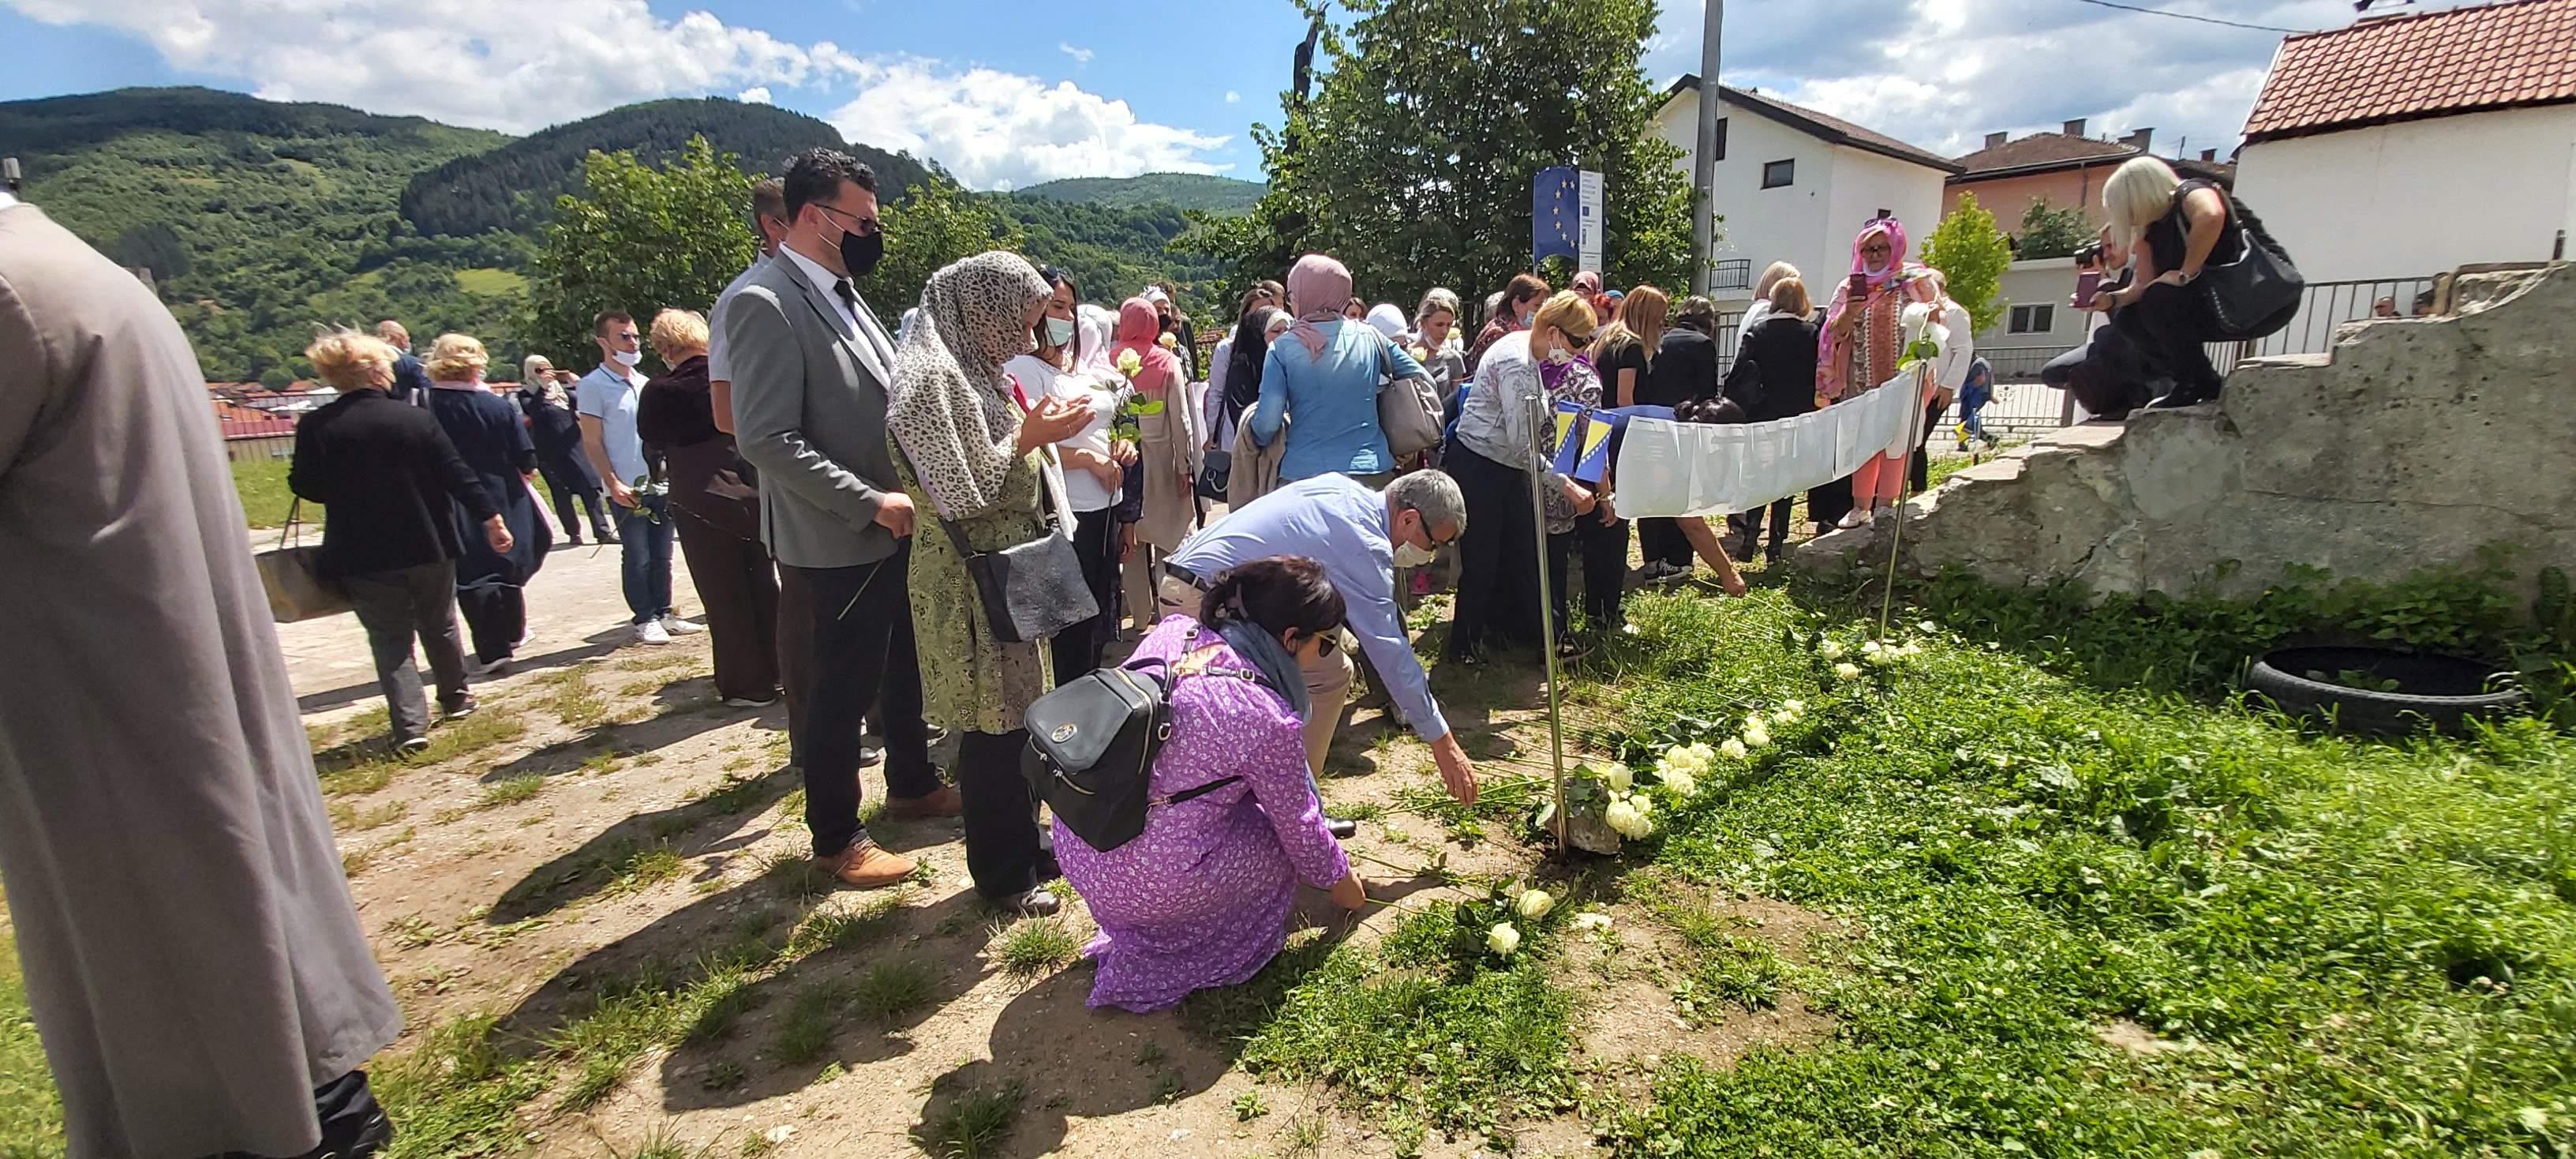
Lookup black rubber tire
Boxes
[2245,646,2526,736]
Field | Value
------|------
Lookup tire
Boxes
[2245,646,2526,736]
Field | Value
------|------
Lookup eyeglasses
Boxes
[814,204,881,236]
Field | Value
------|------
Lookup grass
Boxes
[0,933,63,1153]
[915,1078,1025,1159]
[232,456,295,529]
[327,797,410,832]
[540,664,609,730]
[988,917,1082,979]
[316,710,528,797]
[339,825,416,876]
[475,773,546,810]
[848,961,934,1020]
[770,981,849,1063]
[452,266,527,297]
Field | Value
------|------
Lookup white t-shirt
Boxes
[1004,352,1121,512]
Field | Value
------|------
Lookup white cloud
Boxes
[826,58,1230,190]
[1,0,1232,188]
[1644,0,2492,159]
[1058,43,1093,65]
[1224,90,1241,104]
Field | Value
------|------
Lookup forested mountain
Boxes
[2,88,1237,384]
[1015,172,1267,215]
[401,99,932,237]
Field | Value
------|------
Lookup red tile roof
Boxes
[1950,131,2237,186]
[212,399,298,440]
[2243,0,2576,143]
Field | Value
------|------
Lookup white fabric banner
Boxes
[1612,375,1924,518]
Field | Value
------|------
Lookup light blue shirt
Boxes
[575,363,648,485]
[705,253,772,383]
[1169,474,1449,742]
[1250,321,1428,482]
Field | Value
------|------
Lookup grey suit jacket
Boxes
[724,251,908,569]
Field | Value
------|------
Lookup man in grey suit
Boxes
[725,148,958,891]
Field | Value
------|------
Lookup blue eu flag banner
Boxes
[1533,167,1578,266]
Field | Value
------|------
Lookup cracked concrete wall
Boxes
[1800,263,2576,605]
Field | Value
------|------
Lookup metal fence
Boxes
[1710,260,1753,294]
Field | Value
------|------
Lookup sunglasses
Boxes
[1294,628,1342,656]
[814,204,882,236]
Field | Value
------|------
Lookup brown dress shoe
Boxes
[878,785,964,820]
[819,840,915,889]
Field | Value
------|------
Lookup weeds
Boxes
[988,917,1081,978]
[328,798,410,831]
[770,981,848,1064]
[477,774,546,810]
[541,664,608,730]
[848,960,935,1020]
[914,1078,1024,1159]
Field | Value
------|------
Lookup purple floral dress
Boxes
[1055,616,1350,1012]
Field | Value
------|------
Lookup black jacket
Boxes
[1644,328,1719,407]
[1726,313,1822,423]
[289,389,498,579]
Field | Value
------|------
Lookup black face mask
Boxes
[840,226,885,279]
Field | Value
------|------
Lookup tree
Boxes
[522,137,757,368]
[1181,0,1692,320]
[856,176,1025,320]
[2016,197,2093,261]
[1922,193,2013,334]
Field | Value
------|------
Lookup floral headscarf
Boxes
[1111,298,1184,396]
[886,251,1051,520]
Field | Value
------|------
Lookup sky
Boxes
[0,0,2496,191]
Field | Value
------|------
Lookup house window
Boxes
[2009,304,2056,334]
[1761,159,1795,189]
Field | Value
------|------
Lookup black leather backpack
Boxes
[1021,631,1271,853]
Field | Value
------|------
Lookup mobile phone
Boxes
[1846,272,1868,302]
[2075,271,2103,309]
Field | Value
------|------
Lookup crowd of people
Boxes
[0,142,2275,1154]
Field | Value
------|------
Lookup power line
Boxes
[2069,0,2316,34]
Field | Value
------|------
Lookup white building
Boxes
[1650,77,1960,321]
[2233,0,2576,287]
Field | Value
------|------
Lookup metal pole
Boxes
[1688,0,1725,296]
[1526,391,1569,853]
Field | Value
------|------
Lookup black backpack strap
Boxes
[1158,775,1244,807]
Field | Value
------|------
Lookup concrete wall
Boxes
[1654,88,1949,309]
[1800,263,2576,606]
[1945,167,2114,237]
[2235,105,2576,284]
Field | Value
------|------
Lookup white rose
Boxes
[1862,640,1884,655]
[1719,738,1749,760]
[1743,722,1772,748]
[1661,768,1698,797]
[1604,799,1643,838]
[1834,662,1863,681]
[1782,699,1806,716]
[1516,890,1555,920]
[1918,621,1938,634]
[1486,922,1522,956]
[1818,641,1846,660]
[1606,765,1634,793]
[1628,793,1654,816]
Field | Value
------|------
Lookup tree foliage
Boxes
[1013,173,1267,215]
[402,99,930,238]
[1183,0,1692,319]
[853,177,1027,321]
[1922,193,2014,334]
[2016,197,2095,261]
[522,138,758,369]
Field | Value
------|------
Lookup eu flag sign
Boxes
[1533,167,1578,266]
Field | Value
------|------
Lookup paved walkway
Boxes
[274,535,703,717]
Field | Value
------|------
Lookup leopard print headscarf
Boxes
[886,251,1051,520]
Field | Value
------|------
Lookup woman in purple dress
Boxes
[1057,557,1369,1012]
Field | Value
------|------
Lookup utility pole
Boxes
[1689,0,1724,296]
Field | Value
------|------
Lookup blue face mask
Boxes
[1045,317,1076,348]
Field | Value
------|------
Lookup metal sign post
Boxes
[1525,391,1570,853]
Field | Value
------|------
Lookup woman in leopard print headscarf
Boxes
[886,249,1084,910]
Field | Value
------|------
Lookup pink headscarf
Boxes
[1112,297,1183,396]
[1284,253,1354,358]
[1818,217,1928,397]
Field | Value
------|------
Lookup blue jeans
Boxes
[620,494,676,625]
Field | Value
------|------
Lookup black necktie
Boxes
[833,278,859,320]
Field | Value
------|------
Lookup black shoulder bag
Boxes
[2189,185,2305,342]
[1021,632,1264,853]
[934,455,1099,645]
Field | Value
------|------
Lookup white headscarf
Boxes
[1364,303,1409,342]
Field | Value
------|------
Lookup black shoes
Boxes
[2147,381,2222,409]
[990,887,1061,917]
[1325,817,1360,841]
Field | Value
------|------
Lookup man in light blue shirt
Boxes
[1162,471,1480,805]
[578,309,698,646]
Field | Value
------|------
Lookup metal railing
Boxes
[1710,259,1753,293]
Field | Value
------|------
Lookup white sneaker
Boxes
[635,620,672,646]
[658,615,706,636]
[1836,508,1869,530]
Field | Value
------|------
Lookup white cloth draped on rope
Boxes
[1613,372,1925,519]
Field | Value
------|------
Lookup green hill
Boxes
[1014,172,1267,215]
[401,98,932,237]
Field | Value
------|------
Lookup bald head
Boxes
[374,320,410,351]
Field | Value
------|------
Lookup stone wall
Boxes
[1797,263,2576,606]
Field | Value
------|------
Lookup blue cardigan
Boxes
[1249,320,1428,481]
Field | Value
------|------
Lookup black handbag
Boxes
[1022,629,1260,853]
[934,464,1099,645]
[2194,189,2305,342]
[1195,448,1233,500]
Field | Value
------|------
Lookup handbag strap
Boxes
[276,496,303,549]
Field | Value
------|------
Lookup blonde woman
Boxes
[516,353,615,545]
[290,328,509,752]
[1592,284,1668,408]
[2088,155,2240,408]
[1446,291,1601,661]
[638,309,781,708]
[422,332,552,673]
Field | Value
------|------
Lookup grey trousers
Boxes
[343,560,469,742]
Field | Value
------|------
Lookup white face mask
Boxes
[1543,343,1576,366]
[612,349,643,369]
[1393,542,1438,568]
